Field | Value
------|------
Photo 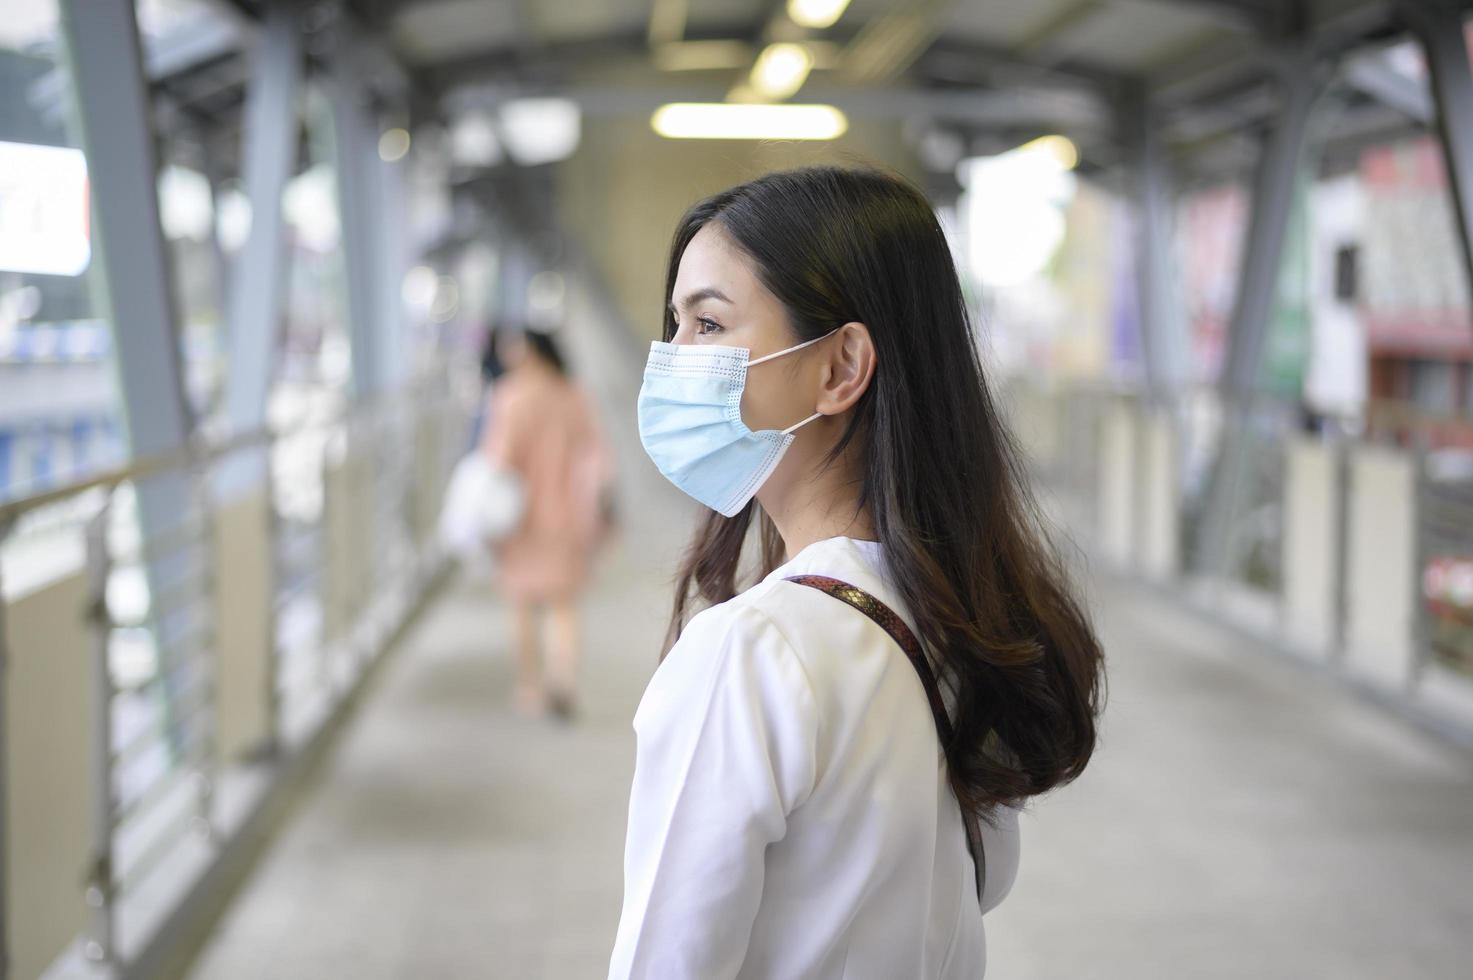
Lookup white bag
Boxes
[438,452,527,560]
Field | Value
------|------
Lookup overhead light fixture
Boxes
[651,103,848,140]
[450,112,502,167]
[378,127,411,162]
[499,97,581,166]
[1017,134,1079,171]
[750,42,813,100]
[788,0,851,29]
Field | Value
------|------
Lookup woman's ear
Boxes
[815,322,876,417]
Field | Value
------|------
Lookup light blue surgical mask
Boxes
[637,330,837,517]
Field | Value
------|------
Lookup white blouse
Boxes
[609,536,1021,979]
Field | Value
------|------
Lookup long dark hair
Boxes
[661,165,1105,822]
[523,326,569,376]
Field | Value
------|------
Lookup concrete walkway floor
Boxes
[187,539,1473,979]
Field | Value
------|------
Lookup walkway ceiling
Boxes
[166,1,1465,184]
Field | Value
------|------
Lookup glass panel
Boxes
[159,155,225,420]
[0,0,125,503]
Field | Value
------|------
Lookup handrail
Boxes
[0,428,263,526]
[0,385,426,527]
[0,379,465,975]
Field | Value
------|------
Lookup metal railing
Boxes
[1004,377,1473,735]
[0,375,467,979]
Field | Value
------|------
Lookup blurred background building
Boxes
[2,1,1472,978]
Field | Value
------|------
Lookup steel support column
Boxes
[59,0,197,584]
[1122,85,1182,401]
[1194,51,1326,576]
[331,50,386,401]
[59,0,190,460]
[218,2,302,496]
[1402,0,1473,321]
[373,147,410,391]
[59,0,201,825]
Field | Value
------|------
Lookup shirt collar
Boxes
[762,535,884,586]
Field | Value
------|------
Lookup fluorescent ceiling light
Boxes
[651,103,848,140]
[1016,134,1079,171]
[788,0,851,29]
[750,42,813,100]
[499,98,581,166]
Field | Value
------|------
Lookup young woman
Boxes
[609,166,1106,978]
[479,326,612,720]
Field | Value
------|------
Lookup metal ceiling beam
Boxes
[1147,2,1400,107]
[1340,48,1433,124]
[1161,79,1277,141]
[145,13,241,80]
[26,12,243,133]
[445,75,1112,136]
[648,0,689,46]
[835,0,947,84]
[429,25,1133,96]
[920,37,1129,93]
[420,27,651,90]
[1158,0,1285,35]
[1016,0,1108,58]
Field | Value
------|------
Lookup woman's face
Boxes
[668,222,825,434]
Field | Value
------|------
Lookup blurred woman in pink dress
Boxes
[479,327,614,720]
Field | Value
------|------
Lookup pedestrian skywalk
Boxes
[186,526,1473,979]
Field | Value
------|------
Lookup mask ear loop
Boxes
[747,327,841,367]
[753,328,839,436]
[781,412,824,436]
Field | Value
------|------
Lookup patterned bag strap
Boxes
[783,574,986,905]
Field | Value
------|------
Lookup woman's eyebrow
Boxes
[669,287,733,313]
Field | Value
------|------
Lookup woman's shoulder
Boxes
[637,591,820,743]
[666,578,843,684]
[681,576,825,645]
[686,558,923,704]
[672,587,801,665]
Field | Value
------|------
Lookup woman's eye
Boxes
[696,317,723,335]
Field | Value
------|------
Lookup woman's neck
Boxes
[521,356,559,380]
[759,439,876,561]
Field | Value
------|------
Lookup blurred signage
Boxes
[1178,184,1245,383]
[1360,137,1473,358]
[0,140,91,277]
